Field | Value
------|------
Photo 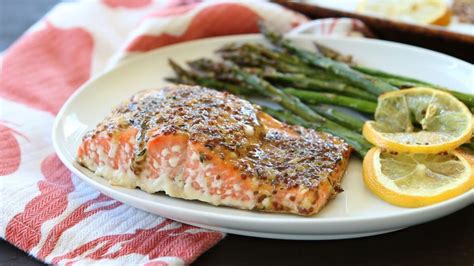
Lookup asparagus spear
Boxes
[218,43,305,69]
[261,107,371,156]
[353,66,474,108]
[238,66,376,101]
[262,106,312,127]
[378,77,425,88]
[168,59,251,96]
[311,105,366,132]
[284,88,377,113]
[353,65,433,84]
[313,43,353,64]
[187,58,236,82]
[261,25,398,95]
[312,45,433,91]
[260,71,377,101]
[218,45,329,79]
[230,66,326,123]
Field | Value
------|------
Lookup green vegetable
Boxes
[311,105,366,132]
[284,88,377,113]
[261,25,398,95]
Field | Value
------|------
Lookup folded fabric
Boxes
[0,1,369,265]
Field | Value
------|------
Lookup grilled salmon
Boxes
[77,85,351,216]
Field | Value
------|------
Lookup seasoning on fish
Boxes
[77,85,352,216]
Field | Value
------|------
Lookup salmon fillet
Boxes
[77,85,352,216]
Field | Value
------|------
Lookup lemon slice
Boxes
[363,147,473,207]
[363,87,473,154]
[358,0,451,26]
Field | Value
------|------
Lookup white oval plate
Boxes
[53,34,473,240]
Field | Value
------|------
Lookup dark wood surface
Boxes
[0,1,472,265]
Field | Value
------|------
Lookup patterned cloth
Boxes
[0,1,371,265]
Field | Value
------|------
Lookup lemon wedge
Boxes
[363,87,473,154]
[363,147,473,207]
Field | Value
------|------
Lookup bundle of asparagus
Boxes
[166,25,474,156]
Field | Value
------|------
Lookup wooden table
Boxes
[1,1,472,265]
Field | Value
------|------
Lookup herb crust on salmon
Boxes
[78,85,351,216]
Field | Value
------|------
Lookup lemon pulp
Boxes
[363,87,472,153]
